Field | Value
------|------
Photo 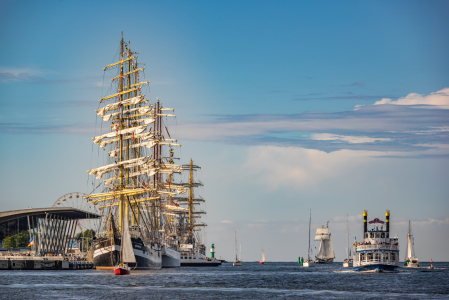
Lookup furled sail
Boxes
[88,156,149,179]
[99,132,153,148]
[96,95,146,117]
[93,125,146,144]
[101,106,153,121]
[108,141,156,157]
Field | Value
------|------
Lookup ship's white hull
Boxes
[405,260,419,268]
[162,246,181,268]
[233,261,242,267]
[180,252,221,267]
[343,261,353,267]
[303,260,315,267]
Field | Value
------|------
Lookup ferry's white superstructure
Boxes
[353,210,399,272]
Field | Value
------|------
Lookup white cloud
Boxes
[241,145,449,192]
[243,146,387,190]
[0,67,43,81]
[312,133,392,144]
[221,220,234,224]
[374,87,449,109]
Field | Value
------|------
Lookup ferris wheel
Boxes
[52,192,103,234]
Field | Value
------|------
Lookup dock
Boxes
[0,256,94,270]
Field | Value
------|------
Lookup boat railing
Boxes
[356,244,398,251]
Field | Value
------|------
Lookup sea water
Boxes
[1,262,448,299]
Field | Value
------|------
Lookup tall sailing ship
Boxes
[85,34,187,270]
[404,220,419,267]
[174,159,221,266]
[314,222,335,264]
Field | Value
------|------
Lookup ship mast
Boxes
[84,33,185,243]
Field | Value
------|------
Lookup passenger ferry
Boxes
[353,210,399,272]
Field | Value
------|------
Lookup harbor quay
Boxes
[0,207,100,270]
[0,255,93,270]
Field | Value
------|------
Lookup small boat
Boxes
[404,220,419,268]
[353,210,399,272]
[259,249,266,264]
[428,259,435,269]
[343,215,353,268]
[114,212,135,275]
[233,231,243,266]
[114,263,130,275]
[303,210,315,267]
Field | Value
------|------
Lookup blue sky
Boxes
[0,0,448,261]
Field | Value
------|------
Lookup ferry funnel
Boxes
[386,210,390,233]
[363,210,368,236]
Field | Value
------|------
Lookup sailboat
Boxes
[259,249,266,264]
[303,210,315,267]
[114,212,135,275]
[315,221,335,264]
[85,33,187,270]
[343,215,353,267]
[404,220,419,267]
[233,231,243,266]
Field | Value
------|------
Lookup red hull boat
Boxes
[114,264,130,275]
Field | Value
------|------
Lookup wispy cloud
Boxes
[221,220,234,224]
[175,88,449,155]
[0,67,44,82]
[294,94,393,101]
[374,88,449,109]
[341,81,364,87]
[311,133,392,144]
[0,122,96,135]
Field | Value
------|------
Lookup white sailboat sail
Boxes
[234,231,238,261]
[239,243,242,261]
[317,240,326,258]
[314,225,335,261]
[122,212,136,264]
[261,249,266,262]
[325,234,335,259]
[314,227,330,240]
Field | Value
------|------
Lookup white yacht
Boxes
[404,220,419,267]
[303,210,315,267]
[343,215,353,268]
[233,231,243,267]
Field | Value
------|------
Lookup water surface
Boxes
[1,262,448,299]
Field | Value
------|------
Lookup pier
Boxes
[0,256,94,270]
